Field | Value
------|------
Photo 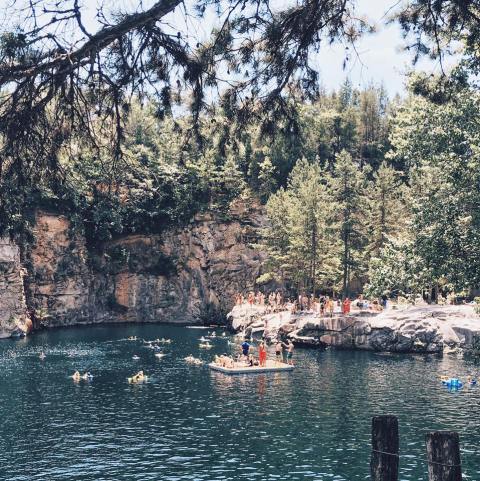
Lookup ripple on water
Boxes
[0,325,479,481]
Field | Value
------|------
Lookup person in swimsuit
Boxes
[241,338,251,361]
[282,340,295,365]
[275,341,283,364]
[258,341,267,367]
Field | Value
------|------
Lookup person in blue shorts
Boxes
[241,338,250,358]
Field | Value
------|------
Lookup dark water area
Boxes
[0,324,479,481]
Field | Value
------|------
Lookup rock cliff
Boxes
[0,239,32,338]
[0,199,265,334]
[227,304,480,353]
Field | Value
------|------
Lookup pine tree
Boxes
[328,150,368,298]
[366,162,410,258]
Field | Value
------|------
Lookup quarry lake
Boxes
[1,324,480,481]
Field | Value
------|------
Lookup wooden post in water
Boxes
[370,415,399,481]
[426,431,462,481]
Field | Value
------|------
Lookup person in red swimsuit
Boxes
[343,297,351,314]
[258,341,267,367]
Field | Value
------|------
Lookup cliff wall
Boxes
[17,200,265,330]
[0,239,31,338]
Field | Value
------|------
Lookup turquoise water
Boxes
[0,324,479,481]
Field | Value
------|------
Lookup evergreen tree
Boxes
[262,159,332,294]
[366,163,410,258]
[328,150,368,298]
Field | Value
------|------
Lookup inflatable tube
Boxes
[445,378,463,388]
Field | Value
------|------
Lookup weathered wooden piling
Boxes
[370,415,399,481]
[426,431,462,481]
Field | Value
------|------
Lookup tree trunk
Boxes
[311,222,317,296]
[342,229,349,299]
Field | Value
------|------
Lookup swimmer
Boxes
[71,371,81,382]
[39,352,46,360]
[128,370,147,383]
[81,372,93,381]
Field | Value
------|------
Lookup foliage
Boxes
[0,0,370,203]
[364,239,431,299]
[389,89,480,291]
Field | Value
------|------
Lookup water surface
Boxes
[0,324,479,481]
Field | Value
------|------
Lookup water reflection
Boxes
[0,324,478,481]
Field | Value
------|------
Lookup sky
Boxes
[0,0,457,98]
[311,0,452,97]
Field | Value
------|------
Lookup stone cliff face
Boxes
[15,200,265,330]
[0,239,31,338]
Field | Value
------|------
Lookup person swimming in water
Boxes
[128,371,146,383]
[71,371,81,382]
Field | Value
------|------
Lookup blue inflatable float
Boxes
[445,378,463,389]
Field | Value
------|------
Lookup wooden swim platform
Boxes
[209,359,295,375]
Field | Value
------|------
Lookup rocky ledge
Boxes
[227,304,480,353]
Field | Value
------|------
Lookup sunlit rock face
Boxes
[228,304,480,353]
[21,200,266,328]
[0,238,31,338]
[26,213,91,327]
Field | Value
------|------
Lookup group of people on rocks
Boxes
[235,291,286,312]
[235,290,387,316]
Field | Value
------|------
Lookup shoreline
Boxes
[227,303,480,354]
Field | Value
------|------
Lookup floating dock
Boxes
[209,359,295,375]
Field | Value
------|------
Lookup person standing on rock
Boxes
[319,296,326,316]
[327,297,334,317]
[342,297,351,314]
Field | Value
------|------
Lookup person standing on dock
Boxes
[241,338,251,359]
[258,341,267,367]
[282,340,295,365]
[275,340,283,364]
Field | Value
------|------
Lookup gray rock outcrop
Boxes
[228,304,480,353]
